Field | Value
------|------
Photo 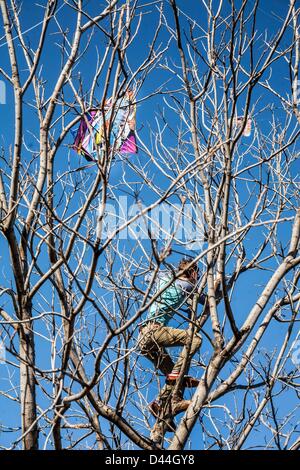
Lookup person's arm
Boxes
[197,275,222,306]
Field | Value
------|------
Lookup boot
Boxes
[148,400,176,432]
[150,422,164,444]
[166,372,199,388]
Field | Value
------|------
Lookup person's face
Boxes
[189,268,199,284]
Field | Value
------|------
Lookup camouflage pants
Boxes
[138,322,202,402]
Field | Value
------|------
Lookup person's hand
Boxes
[214,274,222,290]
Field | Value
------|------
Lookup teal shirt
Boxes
[146,273,194,326]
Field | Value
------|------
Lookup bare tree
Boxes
[0,0,299,451]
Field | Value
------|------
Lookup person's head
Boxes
[178,257,199,283]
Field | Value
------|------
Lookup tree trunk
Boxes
[19,303,38,450]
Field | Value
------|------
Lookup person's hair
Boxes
[178,257,198,278]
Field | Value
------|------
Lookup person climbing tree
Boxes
[138,258,206,420]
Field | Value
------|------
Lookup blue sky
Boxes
[0,0,299,450]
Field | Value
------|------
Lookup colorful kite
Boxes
[73,90,138,161]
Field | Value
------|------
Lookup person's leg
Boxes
[152,326,202,401]
[138,325,174,375]
[141,325,199,440]
[138,325,177,429]
[151,325,188,350]
[139,325,201,403]
[152,325,202,372]
[150,326,190,403]
[171,330,202,374]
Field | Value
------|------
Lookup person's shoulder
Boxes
[175,277,193,292]
[144,270,172,284]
